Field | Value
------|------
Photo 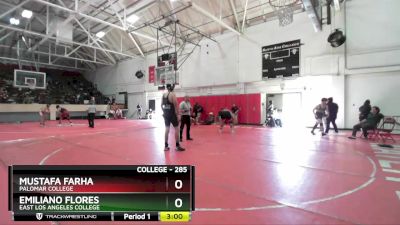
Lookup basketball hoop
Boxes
[269,0,298,27]
[26,80,36,90]
[155,65,177,86]
[28,83,36,90]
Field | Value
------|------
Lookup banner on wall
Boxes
[148,65,155,83]
[262,39,300,79]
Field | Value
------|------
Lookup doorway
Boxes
[266,93,302,128]
[148,99,156,111]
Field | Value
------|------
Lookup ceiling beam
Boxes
[0,23,138,59]
[0,44,113,66]
[190,2,241,35]
[0,31,14,43]
[107,0,145,57]
[28,1,93,53]
[303,0,322,32]
[74,18,117,64]
[127,33,145,57]
[129,0,157,14]
[0,0,30,20]
[32,0,168,46]
[0,56,89,71]
[241,0,249,32]
[228,0,240,30]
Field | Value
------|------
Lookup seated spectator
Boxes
[109,103,123,119]
[145,108,153,119]
[0,88,9,103]
[348,106,383,139]
[205,112,215,125]
[193,102,204,125]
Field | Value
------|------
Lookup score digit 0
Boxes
[175,198,182,208]
[168,179,189,192]
[175,180,182,189]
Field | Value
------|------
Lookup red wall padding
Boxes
[177,93,261,124]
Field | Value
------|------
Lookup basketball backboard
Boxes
[155,65,179,86]
[14,70,46,89]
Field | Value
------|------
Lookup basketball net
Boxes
[27,82,36,90]
[269,0,298,27]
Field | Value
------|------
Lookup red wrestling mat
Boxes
[0,120,399,224]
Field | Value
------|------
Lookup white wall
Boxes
[86,0,400,128]
[84,58,148,116]
[345,71,400,127]
[345,0,400,69]
[343,0,400,126]
[180,33,240,87]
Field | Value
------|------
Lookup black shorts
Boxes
[219,111,232,119]
[219,111,232,123]
[163,114,179,127]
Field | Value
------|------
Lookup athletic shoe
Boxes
[187,138,193,141]
[311,130,315,135]
[348,136,356,139]
[321,133,326,136]
[164,146,170,151]
[176,146,185,151]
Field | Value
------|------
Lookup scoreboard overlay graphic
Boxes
[8,165,194,222]
[262,39,300,79]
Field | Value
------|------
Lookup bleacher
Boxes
[0,66,107,105]
[0,66,110,122]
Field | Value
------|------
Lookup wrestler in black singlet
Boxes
[162,92,179,127]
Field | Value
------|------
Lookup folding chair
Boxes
[377,117,396,142]
[358,120,381,140]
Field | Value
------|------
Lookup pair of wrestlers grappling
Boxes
[161,84,235,151]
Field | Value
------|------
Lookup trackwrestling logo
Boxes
[36,213,43,220]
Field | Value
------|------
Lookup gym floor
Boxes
[0,119,399,225]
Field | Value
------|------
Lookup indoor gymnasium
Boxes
[0,0,399,224]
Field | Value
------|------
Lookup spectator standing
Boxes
[193,102,203,125]
[87,100,96,128]
[348,106,383,139]
[325,97,339,133]
[179,95,193,141]
[359,100,371,121]
[137,104,142,119]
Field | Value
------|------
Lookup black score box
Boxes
[262,39,301,79]
[13,212,112,221]
[114,212,158,221]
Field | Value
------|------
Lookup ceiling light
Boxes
[96,31,106,38]
[333,0,341,11]
[21,10,33,19]
[9,18,20,25]
[127,14,139,24]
